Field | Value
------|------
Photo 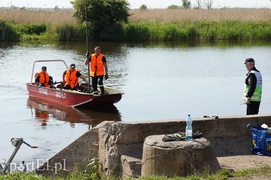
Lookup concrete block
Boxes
[121,155,141,178]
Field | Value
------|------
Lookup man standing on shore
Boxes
[243,58,262,115]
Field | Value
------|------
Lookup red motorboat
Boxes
[26,60,123,108]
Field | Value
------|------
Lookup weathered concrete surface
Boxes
[36,114,271,178]
[121,155,141,178]
[141,136,220,177]
[36,128,99,177]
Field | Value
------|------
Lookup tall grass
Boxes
[119,20,271,42]
[55,23,86,41]
[1,8,271,42]
[1,8,270,25]
[0,9,77,26]
[129,9,271,23]
[0,9,79,41]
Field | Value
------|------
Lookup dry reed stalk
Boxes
[1,8,271,26]
[129,9,271,23]
[0,9,77,26]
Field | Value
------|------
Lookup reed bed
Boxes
[129,9,271,23]
[1,8,271,25]
[1,8,271,41]
[0,9,77,26]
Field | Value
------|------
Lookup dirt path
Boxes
[209,136,271,179]
[217,151,271,179]
[218,155,271,171]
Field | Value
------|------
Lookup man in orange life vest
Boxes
[84,46,109,95]
[35,66,53,88]
[62,63,87,91]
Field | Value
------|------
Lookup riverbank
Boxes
[35,114,271,179]
[1,8,271,41]
[3,115,271,179]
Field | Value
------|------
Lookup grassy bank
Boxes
[1,8,271,41]
[1,165,271,180]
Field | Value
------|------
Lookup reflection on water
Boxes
[1,40,271,169]
[27,96,121,129]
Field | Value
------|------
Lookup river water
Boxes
[0,40,271,170]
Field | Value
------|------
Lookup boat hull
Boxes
[26,83,122,108]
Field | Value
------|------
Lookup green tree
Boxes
[167,5,180,9]
[139,4,147,10]
[54,5,60,10]
[72,0,130,40]
[195,0,213,9]
[182,0,191,9]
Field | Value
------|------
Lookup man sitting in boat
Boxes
[35,66,54,88]
[62,64,88,91]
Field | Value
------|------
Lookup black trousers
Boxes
[63,84,80,90]
[92,75,104,92]
[246,101,261,115]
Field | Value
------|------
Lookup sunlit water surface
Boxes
[0,41,271,170]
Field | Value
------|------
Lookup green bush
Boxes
[123,24,151,41]
[99,23,124,41]
[17,24,47,35]
[55,23,85,41]
[0,20,20,41]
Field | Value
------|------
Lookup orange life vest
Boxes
[89,53,105,77]
[35,72,50,88]
[65,69,79,89]
[39,112,49,119]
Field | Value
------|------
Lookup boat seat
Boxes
[56,83,64,89]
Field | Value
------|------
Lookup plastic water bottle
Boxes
[186,114,193,141]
